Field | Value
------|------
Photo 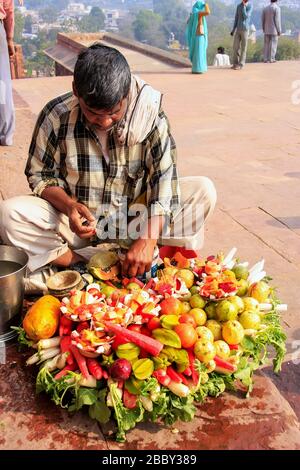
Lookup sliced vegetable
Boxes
[152,328,181,349]
[105,322,163,357]
[132,359,154,380]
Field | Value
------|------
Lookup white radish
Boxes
[56,352,68,369]
[79,375,97,388]
[167,381,190,398]
[259,303,288,313]
[140,396,153,412]
[32,337,61,350]
[26,347,61,366]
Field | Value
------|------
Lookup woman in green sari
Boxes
[186,1,211,74]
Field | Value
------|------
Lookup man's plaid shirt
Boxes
[25,92,180,235]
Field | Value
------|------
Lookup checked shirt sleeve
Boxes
[145,111,180,221]
[25,107,68,197]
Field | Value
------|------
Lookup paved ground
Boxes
[0,58,300,449]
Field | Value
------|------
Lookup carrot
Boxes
[105,322,163,357]
[187,350,199,385]
[167,366,182,383]
[60,335,74,365]
[214,356,237,372]
[54,363,77,380]
[59,316,73,336]
[176,372,189,386]
[86,358,103,380]
[70,345,90,379]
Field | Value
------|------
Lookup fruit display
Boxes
[15,248,287,442]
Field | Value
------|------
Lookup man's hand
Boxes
[67,202,96,239]
[7,39,15,59]
[122,238,157,278]
[18,0,24,5]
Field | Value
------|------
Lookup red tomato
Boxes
[141,326,152,337]
[123,389,137,409]
[179,314,197,328]
[127,324,142,333]
[148,317,161,331]
[111,334,128,350]
[174,324,198,349]
[88,288,102,298]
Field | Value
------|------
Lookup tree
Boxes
[133,10,166,49]
[78,7,105,33]
[40,7,59,24]
[24,15,33,34]
[14,10,25,43]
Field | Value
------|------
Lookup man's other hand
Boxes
[7,39,15,59]
[122,238,157,278]
[67,202,96,239]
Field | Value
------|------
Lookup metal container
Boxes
[0,246,28,342]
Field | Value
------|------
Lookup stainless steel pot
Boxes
[0,245,28,342]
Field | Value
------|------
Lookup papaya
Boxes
[23,295,61,341]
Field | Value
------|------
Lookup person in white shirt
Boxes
[213,47,231,67]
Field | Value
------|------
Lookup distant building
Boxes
[103,9,120,32]
[64,3,91,18]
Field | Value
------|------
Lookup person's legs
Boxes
[240,31,249,67]
[0,195,88,273]
[159,176,217,250]
[270,35,279,62]
[264,34,271,62]
[0,22,15,146]
[232,31,241,66]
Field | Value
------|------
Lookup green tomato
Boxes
[227,296,244,313]
[216,300,238,322]
[222,320,244,345]
[232,264,249,280]
[126,282,141,291]
[213,340,230,359]
[195,326,214,342]
[205,320,222,340]
[190,294,206,309]
[248,281,270,303]
[205,302,217,319]
[190,286,199,295]
[242,297,259,311]
[236,279,248,297]
[194,339,216,363]
[239,311,261,330]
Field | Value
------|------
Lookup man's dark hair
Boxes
[74,43,131,110]
[218,47,225,54]
[271,0,278,3]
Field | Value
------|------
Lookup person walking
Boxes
[186,1,211,74]
[230,0,253,70]
[0,0,15,146]
[262,0,282,63]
